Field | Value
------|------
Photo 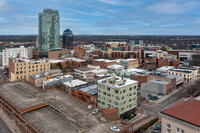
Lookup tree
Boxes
[186,79,200,97]
[56,62,62,69]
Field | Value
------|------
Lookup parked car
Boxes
[149,97,155,101]
[154,124,161,130]
[152,96,159,100]
[87,105,92,110]
[92,109,99,115]
[110,126,120,132]
[157,93,164,96]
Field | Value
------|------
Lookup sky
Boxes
[1,0,200,35]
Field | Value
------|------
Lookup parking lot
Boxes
[37,89,127,133]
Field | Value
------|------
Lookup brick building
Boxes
[93,59,116,69]
[74,46,85,58]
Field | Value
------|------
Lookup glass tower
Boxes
[62,28,74,48]
[38,9,60,51]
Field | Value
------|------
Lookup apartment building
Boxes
[97,75,138,118]
[160,97,200,133]
[2,46,36,68]
[168,68,197,82]
[9,58,50,81]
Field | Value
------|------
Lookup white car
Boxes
[92,109,99,115]
[110,126,120,132]
[87,105,92,110]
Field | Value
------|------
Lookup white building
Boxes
[2,46,34,68]
[157,66,174,73]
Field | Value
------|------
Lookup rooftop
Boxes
[79,84,97,96]
[161,97,200,127]
[148,80,170,85]
[63,79,87,88]
[157,66,174,71]
[169,68,195,73]
[43,75,73,84]
[95,59,115,63]
[65,57,85,62]
[98,75,138,89]
[122,68,146,73]
[75,67,94,72]
[23,107,78,133]
[0,82,44,110]
[107,64,124,69]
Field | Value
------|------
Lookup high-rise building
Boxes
[62,28,74,48]
[38,9,60,52]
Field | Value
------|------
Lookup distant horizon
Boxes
[1,0,200,35]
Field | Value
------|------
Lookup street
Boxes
[0,117,12,133]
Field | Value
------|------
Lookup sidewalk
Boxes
[0,110,21,133]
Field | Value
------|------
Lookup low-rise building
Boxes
[147,72,183,90]
[30,69,62,88]
[107,64,124,75]
[120,58,139,69]
[43,75,73,89]
[120,68,147,78]
[156,66,174,73]
[77,84,97,106]
[168,68,197,82]
[93,59,116,69]
[141,80,172,97]
[9,58,50,81]
[160,97,200,133]
[97,75,138,118]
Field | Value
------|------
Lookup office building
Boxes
[160,97,200,133]
[38,9,60,52]
[97,75,138,118]
[9,57,50,81]
[62,28,74,48]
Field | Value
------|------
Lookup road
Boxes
[139,85,190,116]
[0,117,12,133]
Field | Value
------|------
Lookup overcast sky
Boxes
[1,0,200,35]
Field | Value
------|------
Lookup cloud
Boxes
[148,0,196,14]
[98,0,121,5]
[0,0,18,14]
[67,8,104,16]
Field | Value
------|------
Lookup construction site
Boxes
[0,81,126,133]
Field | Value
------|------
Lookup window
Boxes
[107,93,111,97]
[114,101,118,105]
[123,90,126,93]
[102,96,106,100]
[103,92,106,95]
[167,124,171,133]
[129,87,132,91]
[129,93,132,96]
[116,96,120,100]
[115,90,118,94]
[98,90,101,93]
[129,104,132,108]
[121,96,124,100]
[121,108,124,111]
[102,102,105,105]
[107,87,110,91]
[181,130,184,133]
[129,99,132,102]
[108,99,111,103]
[176,128,180,133]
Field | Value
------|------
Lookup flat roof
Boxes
[0,82,44,110]
[23,107,78,133]
[169,68,194,73]
[49,60,66,63]
[63,79,87,87]
[157,66,174,71]
[91,69,108,73]
[80,85,97,95]
[43,75,73,84]
[122,68,146,73]
[95,59,115,63]
[98,76,138,89]
[107,64,124,69]
[149,80,170,85]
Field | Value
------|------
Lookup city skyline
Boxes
[1,0,200,35]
